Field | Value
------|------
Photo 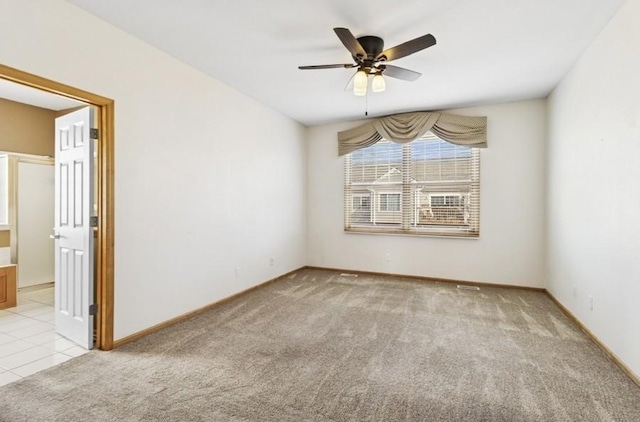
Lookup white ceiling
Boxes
[67,0,624,126]
[0,78,84,111]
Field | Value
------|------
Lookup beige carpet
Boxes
[1,268,639,421]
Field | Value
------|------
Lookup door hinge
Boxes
[90,216,99,227]
[90,128,99,140]
[89,304,98,316]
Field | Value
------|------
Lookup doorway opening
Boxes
[0,63,114,351]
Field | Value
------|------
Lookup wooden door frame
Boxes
[0,63,115,350]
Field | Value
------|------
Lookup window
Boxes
[430,194,463,207]
[344,134,480,237]
[379,193,401,212]
[352,194,371,211]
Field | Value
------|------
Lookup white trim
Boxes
[0,152,55,267]
[0,154,8,226]
[0,151,53,161]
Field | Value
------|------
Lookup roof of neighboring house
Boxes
[374,168,404,184]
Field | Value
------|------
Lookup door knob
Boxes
[49,233,61,239]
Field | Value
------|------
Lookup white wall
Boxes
[0,249,10,266]
[307,99,547,287]
[17,162,55,288]
[547,0,640,377]
[0,0,306,340]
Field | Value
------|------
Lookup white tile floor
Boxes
[0,286,87,387]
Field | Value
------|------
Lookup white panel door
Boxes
[17,162,55,288]
[54,107,95,349]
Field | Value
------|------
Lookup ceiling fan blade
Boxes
[382,64,422,81]
[334,27,367,59]
[298,64,356,70]
[377,34,436,62]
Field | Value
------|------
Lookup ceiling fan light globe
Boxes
[372,73,386,93]
[353,70,368,96]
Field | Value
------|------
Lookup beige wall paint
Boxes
[0,231,9,248]
[0,97,55,156]
[55,106,86,118]
[0,97,56,255]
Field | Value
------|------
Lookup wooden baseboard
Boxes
[303,266,546,292]
[112,267,304,349]
[546,291,640,388]
[112,265,541,348]
[110,264,639,389]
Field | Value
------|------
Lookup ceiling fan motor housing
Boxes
[354,36,385,72]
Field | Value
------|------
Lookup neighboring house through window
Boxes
[343,133,480,237]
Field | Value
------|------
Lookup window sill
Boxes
[345,227,479,239]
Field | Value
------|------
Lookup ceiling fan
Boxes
[298,28,436,96]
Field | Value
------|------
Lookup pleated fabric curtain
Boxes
[338,111,488,156]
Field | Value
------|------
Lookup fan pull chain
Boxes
[365,92,368,117]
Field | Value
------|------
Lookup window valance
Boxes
[337,111,487,156]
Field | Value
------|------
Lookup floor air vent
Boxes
[457,285,480,291]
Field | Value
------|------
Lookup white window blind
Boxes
[344,133,480,237]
